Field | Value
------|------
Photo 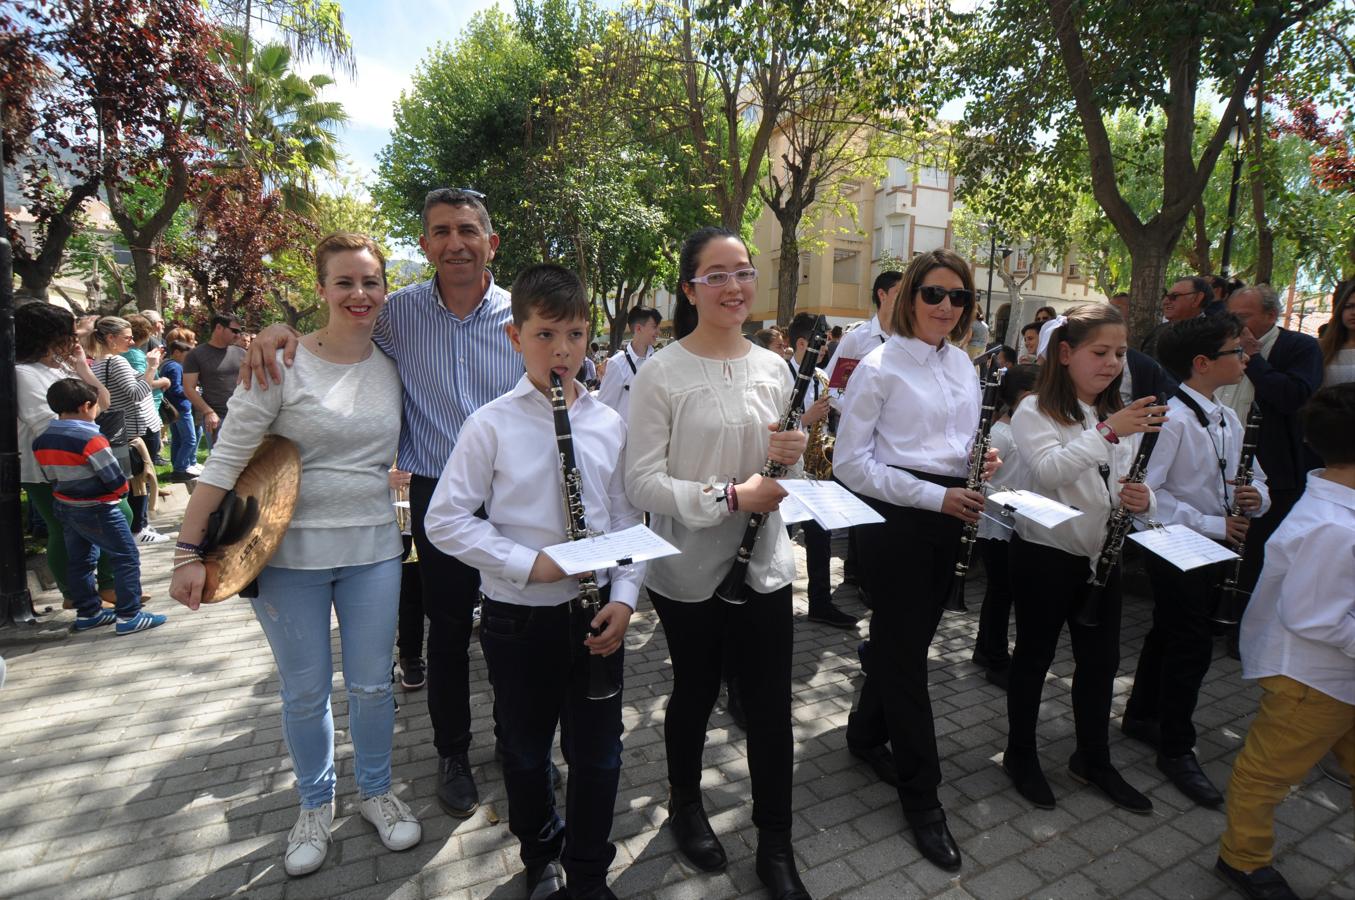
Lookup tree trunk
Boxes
[1127,240,1172,345]
[11,177,101,302]
[774,214,802,327]
[1189,201,1212,274]
[129,245,159,312]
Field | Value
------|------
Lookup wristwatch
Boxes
[1095,421,1119,444]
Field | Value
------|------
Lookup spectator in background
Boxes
[183,313,246,443]
[992,302,1012,349]
[967,310,991,358]
[1033,306,1057,324]
[123,314,170,466]
[1318,279,1355,387]
[752,327,788,358]
[159,340,201,480]
[824,325,843,364]
[165,326,197,349]
[1142,276,1210,360]
[1018,323,1041,364]
[140,308,166,353]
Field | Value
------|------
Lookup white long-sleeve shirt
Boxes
[624,341,796,602]
[595,342,654,422]
[979,420,1029,542]
[1240,472,1355,704]
[1011,395,1157,573]
[1144,385,1270,542]
[834,335,979,512]
[424,375,644,610]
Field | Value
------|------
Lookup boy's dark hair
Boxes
[1302,383,1355,465]
[510,263,590,327]
[167,340,193,355]
[997,363,1040,417]
[627,305,661,328]
[47,377,99,414]
[788,312,820,348]
[1036,305,1057,319]
[211,313,242,330]
[831,325,843,338]
[998,344,1019,368]
[871,270,904,308]
[1156,313,1244,381]
[1021,322,1040,337]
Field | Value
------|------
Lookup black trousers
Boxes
[479,595,623,896]
[845,495,962,813]
[795,520,833,610]
[975,537,1013,667]
[410,474,486,757]
[1238,486,1302,596]
[1006,536,1121,767]
[1125,556,1222,757]
[396,535,425,661]
[650,586,794,834]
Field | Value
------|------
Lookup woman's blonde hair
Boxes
[890,248,976,345]
[90,316,132,354]
[314,232,386,286]
[1035,302,1127,426]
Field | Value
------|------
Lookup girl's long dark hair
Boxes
[673,226,741,340]
[1035,302,1127,426]
[1319,279,1353,369]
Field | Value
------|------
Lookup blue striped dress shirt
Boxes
[373,273,523,478]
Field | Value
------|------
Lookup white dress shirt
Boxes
[979,419,1029,542]
[625,341,797,602]
[823,315,888,410]
[1240,472,1355,704]
[1011,395,1158,572]
[1145,384,1271,542]
[424,374,645,610]
[834,335,980,512]
[596,342,654,422]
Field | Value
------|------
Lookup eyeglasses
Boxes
[689,267,757,287]
[1162,290,1200,302]
[1207,347,1246,359]
[917,285,975,307]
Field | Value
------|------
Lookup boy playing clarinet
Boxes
[1123,315,1269,807]
[425,264,644,900]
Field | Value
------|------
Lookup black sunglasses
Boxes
[917,285,975,307]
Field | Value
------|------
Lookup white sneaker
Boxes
[134,527,171,544]
[185,463,204,476]
[284,802,333,876]
[359,791,421,851]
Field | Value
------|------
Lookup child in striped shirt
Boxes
[32,378,165,635]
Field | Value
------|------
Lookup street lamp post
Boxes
[1219,118,1244,278]
[985,228,998,324]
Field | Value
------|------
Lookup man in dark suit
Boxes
[1124,346,1178,404]
[1223,284,1324,609]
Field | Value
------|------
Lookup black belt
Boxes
[887,465,967,489]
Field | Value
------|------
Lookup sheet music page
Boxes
[542,524,681,576]
[779,493,816,524]
[779,480,886,530]
[1128,524,1239,571]
[987,490,1084,529]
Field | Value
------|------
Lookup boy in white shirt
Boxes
[1124,315,1270,808]
[425,264,644,900]
[596,305,660,422]
[1215,383,1355,900]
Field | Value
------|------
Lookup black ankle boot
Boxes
[668,784,726,871]
[756,830,811,900]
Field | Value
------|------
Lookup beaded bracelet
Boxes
[175,540,206,558]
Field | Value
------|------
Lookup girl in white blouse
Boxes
[1005,302,1166,817]
[834,248,997,874]
[625,226,810,900]
[170,233,419,878]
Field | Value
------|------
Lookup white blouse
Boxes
[625,341,797,602]
[1010,395,1157,572]
[834,335,980,512]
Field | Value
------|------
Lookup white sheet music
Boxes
[542,524,681,575]
[778,493,816,525]
[987,490,1084,529]
[779,480,885,530]
[1129,524,1239,571]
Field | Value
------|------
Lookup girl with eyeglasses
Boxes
[624,226,811,899]
[833,248,998,873]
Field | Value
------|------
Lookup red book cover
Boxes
[828,356,861,389]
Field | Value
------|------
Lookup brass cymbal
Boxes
[200,434,301,603]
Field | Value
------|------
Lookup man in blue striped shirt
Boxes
[246,189,523,818]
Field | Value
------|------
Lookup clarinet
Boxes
[945,366,1005,612]
[1075,429,1160,627]
[714,316,827,605]
[549,372,621,701]
[1210,403,1262,625]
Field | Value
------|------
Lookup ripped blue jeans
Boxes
[252,558,401,808]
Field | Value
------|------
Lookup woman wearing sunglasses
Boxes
[833,248,998,873]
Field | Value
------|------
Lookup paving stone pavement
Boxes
[1,498,1351,900]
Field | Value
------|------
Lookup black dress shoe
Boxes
[1068,752,1152,814]
[848,742,899,787]
[755,829,811,899]
[1120,715,1162,750]
[807,602,858,629]
[668,785,727,871]
[437,753,479,817]
[971,648,1009,669]
[1214,858,1301,900]
[525,858,567,900]
[1002,750,1055,809]
[1157,752,1224,808]
[984,666,1010,691]
[905,808,961,872]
